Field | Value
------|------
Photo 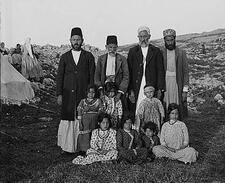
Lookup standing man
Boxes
[161,29,189,120]
[94,35,129,110]
[127,26,165,126]
[56,27,95,153]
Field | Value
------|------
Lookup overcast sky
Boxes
[1,0,225,49]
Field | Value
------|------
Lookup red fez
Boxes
[106,35,118,45]
[71,27,83,38]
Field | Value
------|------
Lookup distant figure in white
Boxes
[21,37,43,82]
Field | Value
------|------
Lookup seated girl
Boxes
[140,122,160,161]
[153,103,198,164]
[72,112,117,165]
[116,113,147,164]
[77,84,103,153]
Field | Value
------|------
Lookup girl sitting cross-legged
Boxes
[116,113,147,164]
[140,122,160,161]
[72,112,118,165]
[152,103,198,164]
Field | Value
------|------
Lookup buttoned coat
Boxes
[94,53,129,93]
[56,49,95,120]
[161,47,189,119]
[127,44,165,110]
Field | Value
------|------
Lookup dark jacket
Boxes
[127,44,165,107]
[94,53,129,93]
[56,49,95,120]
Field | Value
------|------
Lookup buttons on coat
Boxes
[72,90,74,92]
[74,71,78,74]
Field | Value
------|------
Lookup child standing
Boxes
[141,122,160,161]
[153,103,198,164]
[136,85,165,133]
[116,114,147,164]
[77,85,103,153]
[103,82,123,129]
[73,112,118,165]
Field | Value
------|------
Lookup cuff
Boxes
[77,116,82,120]
[118,90,124,94]
[183,85,189,92]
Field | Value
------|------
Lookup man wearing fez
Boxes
[94,35,129,109]
[127,26,165,126]
[56,27,95,153]
[161,29,189,119]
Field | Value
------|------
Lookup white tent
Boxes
[1,54,35,105]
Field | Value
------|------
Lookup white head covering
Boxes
[138,26,150,35]
[24,37,34,58]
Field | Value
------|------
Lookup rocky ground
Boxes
[1,29,225,182]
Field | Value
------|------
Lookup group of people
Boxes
[56,26,198,165]
[1,38,43,82]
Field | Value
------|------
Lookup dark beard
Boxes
[165,42,176,50]
[72,44,82,51]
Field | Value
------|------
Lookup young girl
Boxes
[116,113,147,164]
[140,122,160,161]
[136,85,165,133]
[72,112,118,165]
[103,82,123,129]
[77,85,103,152]
[153,103,198,164]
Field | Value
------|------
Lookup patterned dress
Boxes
[72,128,118,165]
[104,96,123,129]
[77,98,103,152]
[136,97,165,131]
[153,120,198,164]
[116,129,147,163]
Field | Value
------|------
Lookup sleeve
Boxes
[117,100,123,118]
[56,55,65,96]
[157,99,165,118]
[94,56,103,90]
[135,131,143,148]
[156,49,165,91]
[97,99,104,112]
[181,122,189,146]
[153,135,160,146]
[77,99,84,117]
[182,50,189,91]
[136,100,145,120]
[88,53,96,85]
[111,130,117,150]
[127,50,133,93]
[118,56,129,93]
[160,123,166,146]
[90,130,99,150]
[116,130,126,151]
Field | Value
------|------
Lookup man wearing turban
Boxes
[56,27,96,153]
[161,29,189,120]
[127,26,165,130]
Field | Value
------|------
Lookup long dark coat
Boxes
[56,49,95,120]
[127,44,165,115]
[161,47,189,119]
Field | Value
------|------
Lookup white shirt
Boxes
[141,47,148,59]
[106,54,116,76]
[71,50,81,65]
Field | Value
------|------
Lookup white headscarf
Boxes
[137,26,151,35]
[24,37,33,58]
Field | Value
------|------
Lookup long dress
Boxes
[21,45,43,81]
[136,97,165,131]
[77,98,103,152]
[1,54,35,105]
[116,129,147,163]
[72,128,118,165]
[104,96,123,129]
[153,120,198,164]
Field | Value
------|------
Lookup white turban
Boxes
[138,26,150,35]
